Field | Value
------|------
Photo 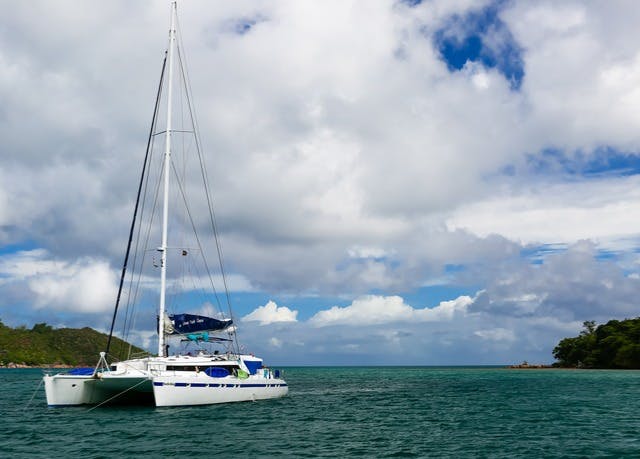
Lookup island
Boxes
[553,318,640,369]
[0,319,146,368]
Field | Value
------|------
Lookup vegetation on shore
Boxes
[553,318,640,369]
[0,319,147,367]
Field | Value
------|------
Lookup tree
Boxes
[553,318,640,369]
[31,323,53,334]
[581,320,596,335]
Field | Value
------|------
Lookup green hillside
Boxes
[553,318,640,369]
[0,319,148,367]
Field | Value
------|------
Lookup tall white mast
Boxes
[158,1,177,357]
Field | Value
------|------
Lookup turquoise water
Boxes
[1,367,638,457]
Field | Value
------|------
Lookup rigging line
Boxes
[122,56,173,354]
[175,75,190,297]
[120,144,152,355]
[173,25,228,300]
[120,91,162,359]
[175,29,240,354]
[86,377,152,412]
[175,55,230,301]
[119,54,168,357]
[120,58,165,357]
[187,247,212,315]
[120,156,157,357]
[23,378,44,414]
[179,57,187,184]
[121,51,172,357]
[169,159,224,311]
[123,141,167,359]
[106,51,168,357]
[152,129,194,136]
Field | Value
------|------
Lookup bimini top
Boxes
[167,313,233,335]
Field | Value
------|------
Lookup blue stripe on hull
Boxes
[48,404,90,407]
[153,382,288,388]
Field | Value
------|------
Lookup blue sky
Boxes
[1,0,640,365]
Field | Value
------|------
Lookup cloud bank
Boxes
[1,1,639,364]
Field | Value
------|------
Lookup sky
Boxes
[1,0,640,365]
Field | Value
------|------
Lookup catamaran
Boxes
[44,2,288,407]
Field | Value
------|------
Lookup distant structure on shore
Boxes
[508,361,552,369]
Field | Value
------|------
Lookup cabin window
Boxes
[166,365,241,373]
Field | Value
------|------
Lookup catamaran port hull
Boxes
[43,374,153,407]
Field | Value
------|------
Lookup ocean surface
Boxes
[1,367,638,458]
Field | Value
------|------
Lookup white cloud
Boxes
[0,249,117,313]
[470,241,640,322]
[447,176,640,249]
[502,1,640,151]
[347,246,390,259]
[242,300,298,325]
[309,294,473,327]
[474,328,516,342]
[122,329,157,353]
[1,1,640,364]
[2,0,640,298]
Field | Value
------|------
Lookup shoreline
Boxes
[0,363,77,369]
[508,363,554,369]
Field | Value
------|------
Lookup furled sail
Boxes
[167,313,233,335]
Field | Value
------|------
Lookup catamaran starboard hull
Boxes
[152,377,288,407]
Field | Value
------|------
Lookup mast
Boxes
[158,1,177,357]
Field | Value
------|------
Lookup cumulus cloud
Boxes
[241,243,640,363]
[2,1,640,295]
[242,300,298,325]
[470,241,640,322]
[502,1,640,151]
[239,292,558,365]
[308,295,473,327]
[0,249,118,313]
[447,175,640,249]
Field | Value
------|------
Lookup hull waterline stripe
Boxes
[152,382,288,388]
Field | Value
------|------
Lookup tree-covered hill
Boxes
[0,319,148,367]
[553,318,640,369]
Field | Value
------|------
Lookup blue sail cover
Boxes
[168,313,232,335]
[68,367,95,376]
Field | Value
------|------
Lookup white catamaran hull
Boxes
[43,374,100,406]
[152,376,288,407]
[43,374,153,406]
[44,354,288,407]
[44,374,287,407]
